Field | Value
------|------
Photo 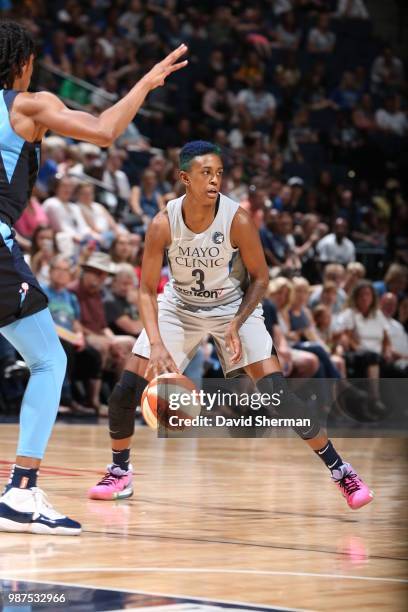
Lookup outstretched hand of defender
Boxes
[225,322,242,365]
[145,343,181,379]
[145,44,188,90]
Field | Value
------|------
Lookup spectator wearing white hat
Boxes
[69,253,134,377]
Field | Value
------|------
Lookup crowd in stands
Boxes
[0,0,407,416]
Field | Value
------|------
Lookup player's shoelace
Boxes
[338,472,361,495]
[96,472,121,486]
[31,487,64,520]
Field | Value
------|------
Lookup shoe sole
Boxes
[0,517,81,536]
[88,486,134,501]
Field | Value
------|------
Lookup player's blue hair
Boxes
[179,140,222,171]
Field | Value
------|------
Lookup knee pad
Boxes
[256,372,321,440]
[109,384,137,440]
[108,372,147,440]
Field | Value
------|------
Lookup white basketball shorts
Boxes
[132,296,273,377]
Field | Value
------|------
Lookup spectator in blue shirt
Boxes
[42,256,103,414]
[373,263,408,299]
[260,210,292,269]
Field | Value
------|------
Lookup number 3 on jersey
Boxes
[191,269,205,291]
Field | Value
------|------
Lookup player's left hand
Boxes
[225,322,242,365]
[144,44,188,90]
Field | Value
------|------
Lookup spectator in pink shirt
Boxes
[14,188,49,239]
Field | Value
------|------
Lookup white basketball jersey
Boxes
[162,193,249,310]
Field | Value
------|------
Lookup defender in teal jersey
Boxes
[0,20,187,535]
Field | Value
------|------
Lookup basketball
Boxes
[141,373,201,431]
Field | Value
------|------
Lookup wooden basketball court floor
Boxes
[0,423,407,611]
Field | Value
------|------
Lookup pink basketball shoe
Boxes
[332,463,374,510]
[88,465,133,501]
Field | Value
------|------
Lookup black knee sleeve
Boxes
[256,372,321,440]
[109,371,147,440]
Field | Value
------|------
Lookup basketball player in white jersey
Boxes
[88,141,373,510]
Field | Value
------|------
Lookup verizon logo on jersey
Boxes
[175,286,224,299]
[174,245,225,268]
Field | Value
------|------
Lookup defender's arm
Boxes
[17,45,187,147]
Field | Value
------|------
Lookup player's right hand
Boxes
[146,342,181,378]
[144,44,188,90]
